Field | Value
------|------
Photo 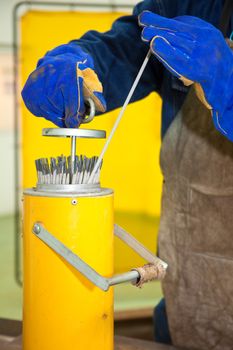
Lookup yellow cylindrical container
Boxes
[23,186,114,350]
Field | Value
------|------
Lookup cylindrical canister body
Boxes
[23,188,114,350]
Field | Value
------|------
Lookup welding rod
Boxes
[88,49,152,184]
[71,136,76,176]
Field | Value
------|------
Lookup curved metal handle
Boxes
[32,223,167,292]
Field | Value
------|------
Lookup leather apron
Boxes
[159,87,233,350]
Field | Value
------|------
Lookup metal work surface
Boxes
[115,337,179,350]
[42,128,106,139]
[0,335,178,350]
[0,318,179,350]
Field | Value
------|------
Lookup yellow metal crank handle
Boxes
[32,223,168,292]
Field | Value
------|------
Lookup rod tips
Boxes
[35,155,103,185]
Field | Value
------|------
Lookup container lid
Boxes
[42,128,106,139]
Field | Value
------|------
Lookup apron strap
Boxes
[219,0,233,36]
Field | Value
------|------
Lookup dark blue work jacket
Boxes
[74,0,233,139]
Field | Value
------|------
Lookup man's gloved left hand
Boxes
[22,44,106,128]
[139,11,233,141]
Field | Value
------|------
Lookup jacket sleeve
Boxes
[71,0,164,113]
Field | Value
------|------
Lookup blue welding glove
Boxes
[21,44,106,128]
[139,12,233,142]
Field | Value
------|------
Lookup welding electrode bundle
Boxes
[35,155,102,185]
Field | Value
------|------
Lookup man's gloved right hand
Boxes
[139,12,233,141]
[21,44,106,128]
